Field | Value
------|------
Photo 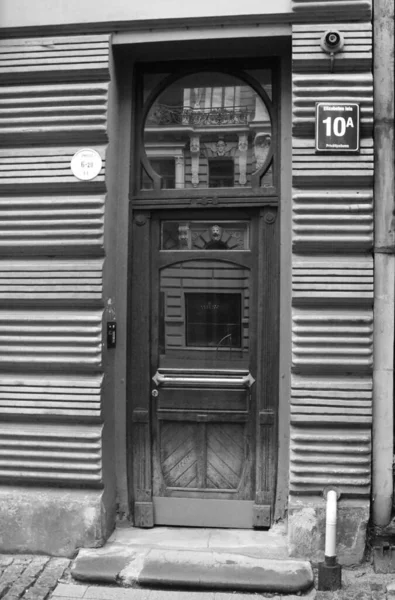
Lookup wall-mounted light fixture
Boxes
[320,30,345,72]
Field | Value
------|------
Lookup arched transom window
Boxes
[133,63,278,203]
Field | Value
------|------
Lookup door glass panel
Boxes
[159,259,250,369]
[185,292,242,348]
[161,220,250,250]
[143,70,272,190]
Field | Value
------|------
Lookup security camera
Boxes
[320,30,344,54]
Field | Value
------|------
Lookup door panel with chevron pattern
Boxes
[159,421,246,491]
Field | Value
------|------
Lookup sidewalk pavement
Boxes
[0,554,69,600]
[1,553,395,600]
[52,563,395,600]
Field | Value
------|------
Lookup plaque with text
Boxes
[316,103,360,152]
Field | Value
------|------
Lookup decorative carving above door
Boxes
[161,220,250,251]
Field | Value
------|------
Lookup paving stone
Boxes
[0,557,15,567]
[24,559,70,600]
[214,594,264,600]
[51,583,88,598]
[283,593,316,600]
[351,592,374,600]
[0,560,32,597]
[150,593,214,600]
[4,555,51,600]
[3,578,37,600]
[316,593,340,600]
[34,559,70,587]
[84,587,151,600]
[370,582,385,591]
[50,597,87,600]
[216,594,271,600]
[371,592,386,600]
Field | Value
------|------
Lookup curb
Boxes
[72,546,314,593]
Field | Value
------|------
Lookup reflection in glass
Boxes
[185,293,242,348]
[143,71,272,190]
[142,159,175,189]
[161,221,250,251]
[208,159,234,187]
[159,260,250,369]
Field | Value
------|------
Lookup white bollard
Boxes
[318,488,342,591]
[325,489,337,557]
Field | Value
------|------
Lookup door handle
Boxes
[152,370,255,388]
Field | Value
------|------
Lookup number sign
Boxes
[316,103,360,152]
[71,148,103,180]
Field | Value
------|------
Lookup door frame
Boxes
[129,205,279,527]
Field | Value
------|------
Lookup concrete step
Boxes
[71,544,314,594]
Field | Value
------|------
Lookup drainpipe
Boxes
[372,0,395,528]
[318,488,342,591]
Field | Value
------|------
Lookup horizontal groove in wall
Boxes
[293,73,373,137]
[290,428,371,495]
[0,82,109,145]
[0,259,104,303]
[292,23,372,73]
[292,139,373,187]
[0,309,103,370]
[292,309,373,372]
[0,373,102,420]
[292,0,372,22]
[292,255,373,304]
[0,422,102,486]
[0,195,104,254]
[0,33,110,493]
[291,374,372,425]
[0,146,106,191]
[0,35,110,82]
[292,189,373,250]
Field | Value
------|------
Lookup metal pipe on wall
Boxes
[372,0,395,527]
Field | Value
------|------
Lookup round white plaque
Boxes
[71,148,103,181]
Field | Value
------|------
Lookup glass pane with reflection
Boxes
[143,71,272,190]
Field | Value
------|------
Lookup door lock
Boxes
[151,389,159,397]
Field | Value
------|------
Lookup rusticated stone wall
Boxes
[289,0,373,563]
[0,35,111,555]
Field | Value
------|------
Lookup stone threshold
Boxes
[70,524,314,594]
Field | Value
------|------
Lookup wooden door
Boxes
[130,208,278,528]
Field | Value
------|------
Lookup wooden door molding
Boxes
[253,206,279,527]
[129,210,154,527]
